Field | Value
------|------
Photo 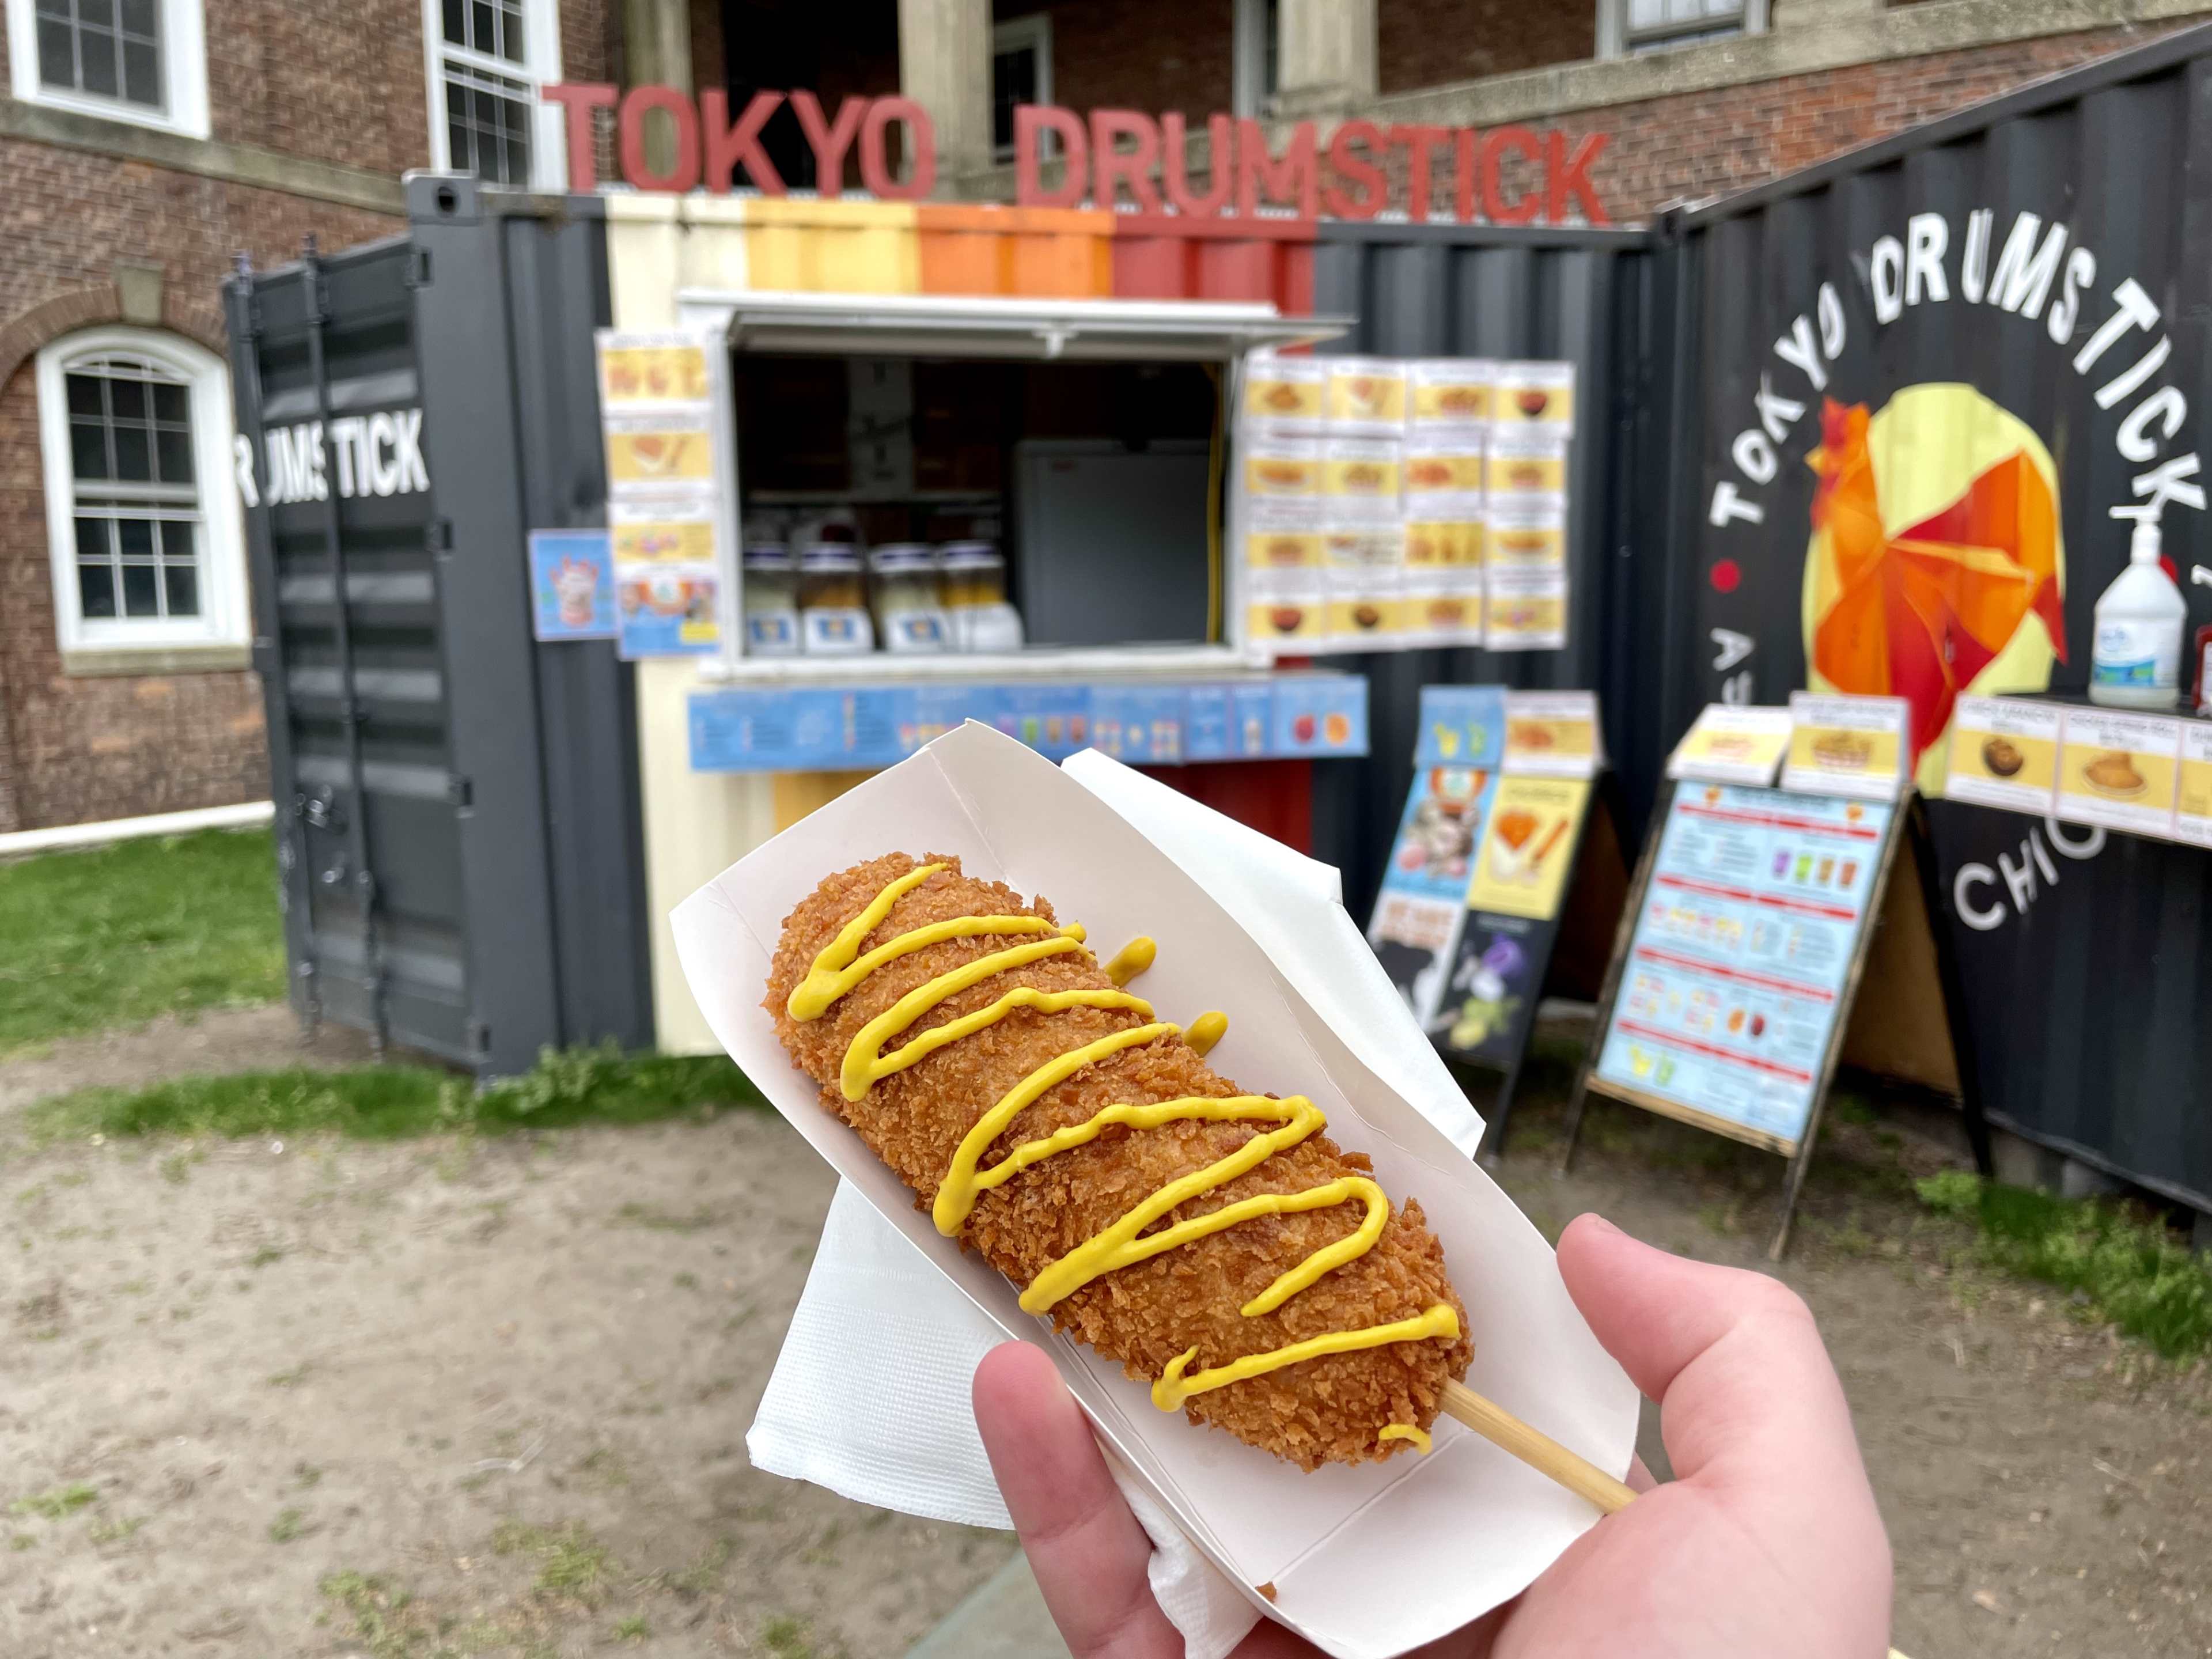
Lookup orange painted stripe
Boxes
[917,203,1115,297]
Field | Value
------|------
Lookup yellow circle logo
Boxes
[1802,384,2067,789]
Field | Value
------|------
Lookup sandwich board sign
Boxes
[1563,699,1984,1256]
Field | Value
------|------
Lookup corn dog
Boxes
[765,852,1471,1469]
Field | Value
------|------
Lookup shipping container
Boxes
[226,180,652,1077]
[1309,221,1658,917]
[1656,24,2212,1207]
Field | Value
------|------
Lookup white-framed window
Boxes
[4,0,209,138]
[1232,0,1279,119]
[1597,0,1768,58]
[35,327,248,655]
[421,0,565,188]
[992,13,1052,161]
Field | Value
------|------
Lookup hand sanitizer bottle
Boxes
[2089,518,2186,707]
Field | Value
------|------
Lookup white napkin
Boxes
[745,749,1491,1658]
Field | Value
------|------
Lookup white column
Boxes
[899,0,993,190]
[1275,0,1378,118]
[622,0,692,90]
[622,0,693,179]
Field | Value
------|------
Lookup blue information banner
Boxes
[1593,785,1896,1149]
[687,675,1368,774]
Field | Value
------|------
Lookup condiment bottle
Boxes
[2089,519,2186,707]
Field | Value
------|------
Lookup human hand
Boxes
[971,1213,1893,1658]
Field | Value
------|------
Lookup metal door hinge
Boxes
[446,775,473,809]
[406,247,433,289]
[467,1018,491,1059]
[427,519,454,558]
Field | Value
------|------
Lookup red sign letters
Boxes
[541,86,1611,226]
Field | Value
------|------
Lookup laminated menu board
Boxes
[1236,354,1576,657]
[2176,721,2212,848]
[1366,686,1505,1027]
[1781,692,1908,800]
[1943,695,2063,813]
[596,329,726,657]
[1583,785,1898,1156]
[1431,691,1609,1121]
[2054,706,2184,839]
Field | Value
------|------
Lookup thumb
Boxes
[1555,1214,1869,1495]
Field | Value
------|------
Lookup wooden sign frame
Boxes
[1559,779,1987,1258]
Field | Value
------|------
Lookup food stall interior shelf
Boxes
[673,288,1346,683]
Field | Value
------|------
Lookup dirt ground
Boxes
[3,1011,2209,1659]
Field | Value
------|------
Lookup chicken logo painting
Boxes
[1800,385,2067,789]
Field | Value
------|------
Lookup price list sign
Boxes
[1591,784,1896,1153]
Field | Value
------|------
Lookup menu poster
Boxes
[1368,686,1506,1027]
[1437,768,1599,1075]
[1242,350,1325,433]
[2055,707,2184,837]
[596,331,711,407]
[528,528,616,642]
[1592,785,1896,1152]
[1668,703,1793,786]
[1944,696,2062,814]
[1484,567,1569,652]
[1407,358,1497,429]
[2175,721,2212,847]
[1782,693,1908,800]
[1465,776,1593,921]
[611,498,721,657]
[1323,357,1407,434]
[1493,361,1576,434]
[1504,690,1603,777]
[1437,911,1552,1067]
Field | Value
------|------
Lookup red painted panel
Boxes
[1109,213,1316,315]
[1139,759,1315,854]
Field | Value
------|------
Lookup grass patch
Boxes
[492,1518,616,1607]
[270,1506,305,1543]
[25,1042,763,1145]
[0,827,283,1054]
[10,1482,97,1520]
[1917,1171,2212,1360]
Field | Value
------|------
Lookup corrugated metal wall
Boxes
[229,182,652,1076]
[1309,222,1658,916]
[1656,24,2212,1205]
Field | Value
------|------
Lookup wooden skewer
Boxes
[1438,1381,1913,1659]
[1437,1378,1637,1513]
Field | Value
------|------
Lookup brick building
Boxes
[0,0,613,832]
[5,0,2207,830]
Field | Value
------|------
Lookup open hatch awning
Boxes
[675,289,1349,360]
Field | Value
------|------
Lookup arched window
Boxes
[35,326,247,658]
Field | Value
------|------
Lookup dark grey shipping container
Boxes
[1308,223,1663,918]
[226,180,650,1077]
[1654,23,2212,1207]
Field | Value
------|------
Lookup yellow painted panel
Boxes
[772,769,877,830]
[741,199,921,294]
[635,659,783,1055]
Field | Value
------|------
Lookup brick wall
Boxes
[0,0,612,176]
[0,141,398,832]
[1551,20,2203,218]
[1378,0,1595,94]
[998,0,1235,117]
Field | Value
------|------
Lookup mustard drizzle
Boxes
[1378,1423,1433,1455]
[793,862,1455,1422]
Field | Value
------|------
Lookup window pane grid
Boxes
[34,0,164,111]
[442,56,532,184]
[442,0,524,64]
[62,352,202,623]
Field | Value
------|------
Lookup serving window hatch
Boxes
[672,290,1346,681]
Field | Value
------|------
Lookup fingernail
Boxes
[1579,1214,1622,1237]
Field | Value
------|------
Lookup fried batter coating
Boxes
[764,852,1470,1469]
